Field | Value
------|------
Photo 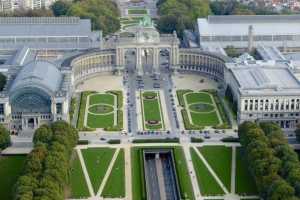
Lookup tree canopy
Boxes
[67,0,120,35]
[156,0,211,38]
[14,121,78,200]
[239,121,300,199]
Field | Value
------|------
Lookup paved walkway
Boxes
[231,146,236,194]
[193,146,229,194]
[124,146,132,200]
[183,144,203,200]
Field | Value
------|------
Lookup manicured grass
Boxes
[102,149,125,198]
[141,91,164,130]
[81,148,115,194]
[173,147,195,200]
[190,148,224,195]
[86,91,123,130]
[128,9,147,14]
[178,90,222,129]
[0,156,26,200]
[236,148,258,195]
[69,152,90,198]
[199,146,232,191]
[190,111,219,126]
[131,147,146,200]
[77,91,95,130]
[87,113,114,128]
[89,93,114,105]
[185,92,213,104]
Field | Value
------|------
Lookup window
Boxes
[56,103,62,114]
[0,104,4,115]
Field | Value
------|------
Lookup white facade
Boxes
[225,62,300,130]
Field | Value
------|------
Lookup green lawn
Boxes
[87,113,114,128]
[77,91,94,130]
[185,92,213,104]
[81,148,115,194]
[142,91,164,130]
[190,111,220,126]
[178,91,221,128]
[89,93,114,105]
[0,156,26,200]
[236,148,257,195]
[86,92,123,130]
[173,147,195,200]
[131,147,147,200]
[102,149,125,198]
[128,9,147,14]
[199,146,232,191]
[190,148,224,195]
[69,152,90,198]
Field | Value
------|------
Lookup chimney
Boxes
[248,25,254,52]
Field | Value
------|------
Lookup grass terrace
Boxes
[0,156,26,200]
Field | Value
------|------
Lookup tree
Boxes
[295,123,300,142]
[51,0,71,16]
[156,0,211,38]
[33,124,53,145]
[268,179,295,200]
[0,124,10,149]
[67,0,120,35]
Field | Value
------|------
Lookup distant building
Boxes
[0,0,56,12]
[225,62,300,130]
[0,17,101,49]
[197,15,300,50]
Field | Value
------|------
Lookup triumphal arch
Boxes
[115,16,180,74]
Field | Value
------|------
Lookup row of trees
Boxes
[14,121,78,200]
[210,0,295,15]
[0,124,10,150]
[156,0,211,38]
[239,121,300,200]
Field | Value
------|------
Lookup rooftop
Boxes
[197,15,300,36]
[229,63,300,95]
[0,17,93,37]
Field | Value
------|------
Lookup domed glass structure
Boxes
[9,60,62,114]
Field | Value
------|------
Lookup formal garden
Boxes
[177,90,230,130]
[141,91,165,130]
[77,91,123,131]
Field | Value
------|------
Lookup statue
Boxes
[139,15,154,28]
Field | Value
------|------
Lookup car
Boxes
[100,137,106,141]
[204,135,211,139]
